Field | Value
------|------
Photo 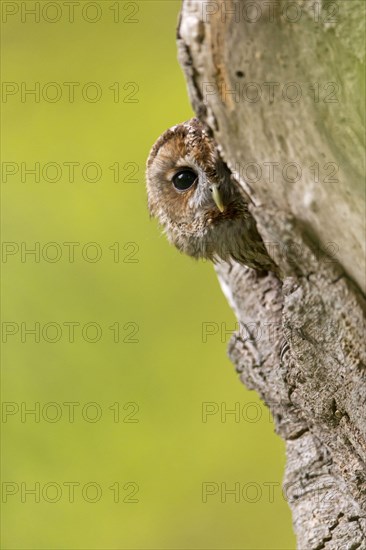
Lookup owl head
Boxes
[146,118,246,261]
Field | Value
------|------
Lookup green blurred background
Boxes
[1,1,295,548]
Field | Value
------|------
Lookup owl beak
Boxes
[211,184,225,213]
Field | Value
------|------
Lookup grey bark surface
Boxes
[177,1,366,548]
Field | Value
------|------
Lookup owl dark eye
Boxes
[172,169,197,191]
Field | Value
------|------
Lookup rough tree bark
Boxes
[177,1,366,548]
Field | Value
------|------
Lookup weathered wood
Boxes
[177,1,366,547]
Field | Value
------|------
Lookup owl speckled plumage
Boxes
[146,118,277,273]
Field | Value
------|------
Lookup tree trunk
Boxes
[177,1,366,547]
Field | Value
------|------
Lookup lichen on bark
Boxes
[177,1,366,547]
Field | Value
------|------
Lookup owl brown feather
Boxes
[146,118,277,273]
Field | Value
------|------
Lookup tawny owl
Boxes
[146,118,277,273]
